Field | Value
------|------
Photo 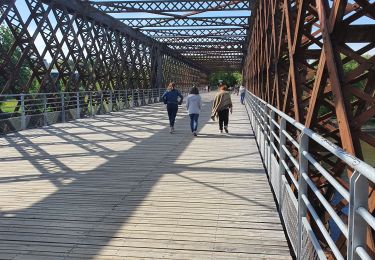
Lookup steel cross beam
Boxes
[119,16,249,29]
[141,28,247,37]
[157,37,246,44]
[90,0,252,12]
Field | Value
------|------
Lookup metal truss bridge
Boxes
[0,1,375,259]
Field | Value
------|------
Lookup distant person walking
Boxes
[186,86,202,136]
[211,84,233,134]
[162,82,183,134]
[239,85,246,105]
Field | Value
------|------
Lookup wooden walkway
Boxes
[0,93,292,260]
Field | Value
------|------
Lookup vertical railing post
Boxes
[90,92,93,117]
[348,171,368,260]
[76,92,80,119]
[278,117,287,205]
[20,94,26,130]
[256,98,259,134]
[249,94,254,126]
[263,102,268,165]
[142,89,145,106]
[125,90,128,109]
[109,90,113,112]
[61,92,65,123]
[100,91,103,114]
[250,94,256,126]
[132,89,135,108]
[257,99,261,144]
[269,110,275,174]
[253,97,257,136]
[43,93,47,126]
[297,133,309,259]
[254,97,258,137]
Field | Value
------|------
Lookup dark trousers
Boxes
[218,109,229,130]
[189,114,199,132]
[240,92,245,104]
[167,103,178,127]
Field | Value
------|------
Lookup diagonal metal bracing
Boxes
[0,0,210,94]
[142,28,247,37]
[119,16,249,29]
[90,1,252,13]
[157,37,246,45]
[0,0,253,95]
[89,0,253,71]
[243,0,375,258]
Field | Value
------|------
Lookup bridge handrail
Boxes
[0,88,178,133]
[0,88,198,134]
[246,91,375,260]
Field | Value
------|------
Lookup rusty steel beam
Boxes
[243,0,375,258]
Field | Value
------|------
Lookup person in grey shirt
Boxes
[186,86,202,136]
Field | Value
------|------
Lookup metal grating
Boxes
[280,177,298,253]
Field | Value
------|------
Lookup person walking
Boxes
[186,86,202,136]
[211,84,233,134]
[162,82,183,133]
[239,85,246,105]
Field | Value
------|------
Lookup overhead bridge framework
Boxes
[0,0,251,94]
[1,0,375,259]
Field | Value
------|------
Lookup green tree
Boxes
[0,25,32,94]
[209,71,242,88]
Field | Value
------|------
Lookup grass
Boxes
[0,99,18,113]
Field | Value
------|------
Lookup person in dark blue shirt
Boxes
[162,82,183,133]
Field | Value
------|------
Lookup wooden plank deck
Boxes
[0,93,292,260]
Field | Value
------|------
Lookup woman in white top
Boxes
[186,86,202,136]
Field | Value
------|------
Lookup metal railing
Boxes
[0,88,179,134]
[245,91,375,260]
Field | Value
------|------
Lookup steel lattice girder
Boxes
[119,16,249,28]
[243,0,375,257]
[0,0,208,94]
[157,37,246,45]
[90,1,252,13]
[142,28,247,37]
[89,0,253,71]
